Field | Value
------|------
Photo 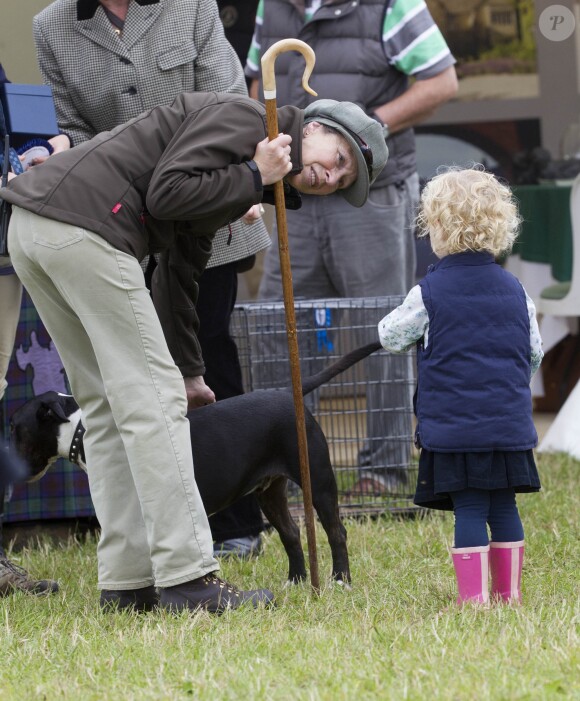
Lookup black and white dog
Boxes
[10,341,382,586]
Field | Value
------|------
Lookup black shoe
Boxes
[100,585,159,612]
[213,534,263,559]
[0,556,59,596]
[159,573,275,614]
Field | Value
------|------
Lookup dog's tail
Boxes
[299,341,382,397]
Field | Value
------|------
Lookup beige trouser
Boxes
[8,207,218,589]
[0,256,23,401]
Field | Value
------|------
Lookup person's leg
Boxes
[450,488,491,548]
[196,263,263,556]
[449,488,490,604]
[488,488,525,602]
[0,262,23,555]
[197,264,245,399]
[258,197,336,302]
[0,260,58,595]
[0,488,7,560]
[318,182,417,298]
[259,187,417,493]
[257,197,334,407]
[319,176,419,491]
[487,488,524,543]
[8,209,217,588]
[0,263,22,400]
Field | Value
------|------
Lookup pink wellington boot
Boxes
[489,541,524,603]
[451,545,490,605]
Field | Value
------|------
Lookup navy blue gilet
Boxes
[416,251,538,452]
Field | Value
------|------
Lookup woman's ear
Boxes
[303,121,322,136]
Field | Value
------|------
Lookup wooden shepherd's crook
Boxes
[261,39,321,593]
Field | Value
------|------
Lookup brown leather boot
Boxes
[159,573,275,613]
[100,585,159,612]
[0,555,59,596]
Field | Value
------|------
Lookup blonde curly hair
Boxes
[416,165,521,258]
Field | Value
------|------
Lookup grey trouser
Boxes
[259,173,419,473]
[8,207,218,589]
[259,173,419,299]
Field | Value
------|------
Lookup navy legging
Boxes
[450,488,524,548]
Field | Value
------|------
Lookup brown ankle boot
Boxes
[160,573,275,613]
[0,555,59,596]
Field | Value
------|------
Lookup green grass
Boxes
[1,453,579,700]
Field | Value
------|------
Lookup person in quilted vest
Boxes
[378,167,543,606]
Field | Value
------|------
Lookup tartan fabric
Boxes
[1,289,94,522]
[33,0,271,268]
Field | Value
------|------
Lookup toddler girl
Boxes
[378,167,543,605]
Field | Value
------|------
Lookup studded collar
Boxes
[68,420,86,465]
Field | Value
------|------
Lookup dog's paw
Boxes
[333,578,353,591]
[283,576,307,589]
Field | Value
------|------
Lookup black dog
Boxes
[10,341,382,585]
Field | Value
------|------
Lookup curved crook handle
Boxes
[261,39,318,99]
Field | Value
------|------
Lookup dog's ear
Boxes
[36,400,70,424]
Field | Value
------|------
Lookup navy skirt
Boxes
[414,449,541,511]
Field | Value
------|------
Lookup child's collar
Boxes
[429,251,495,272]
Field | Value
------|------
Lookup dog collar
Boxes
[68,421,86,465]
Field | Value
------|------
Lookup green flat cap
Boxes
[304,99,389,207]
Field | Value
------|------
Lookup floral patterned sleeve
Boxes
[526,291,544,376]
[377,285,428,353]
[378,285,543,373]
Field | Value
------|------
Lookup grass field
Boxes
[1,452,578,700]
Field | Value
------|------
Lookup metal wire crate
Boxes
[230,296,419,517]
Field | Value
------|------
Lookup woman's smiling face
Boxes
[286,122,358,196]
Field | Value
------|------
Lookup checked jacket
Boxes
[33,0,271,269]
